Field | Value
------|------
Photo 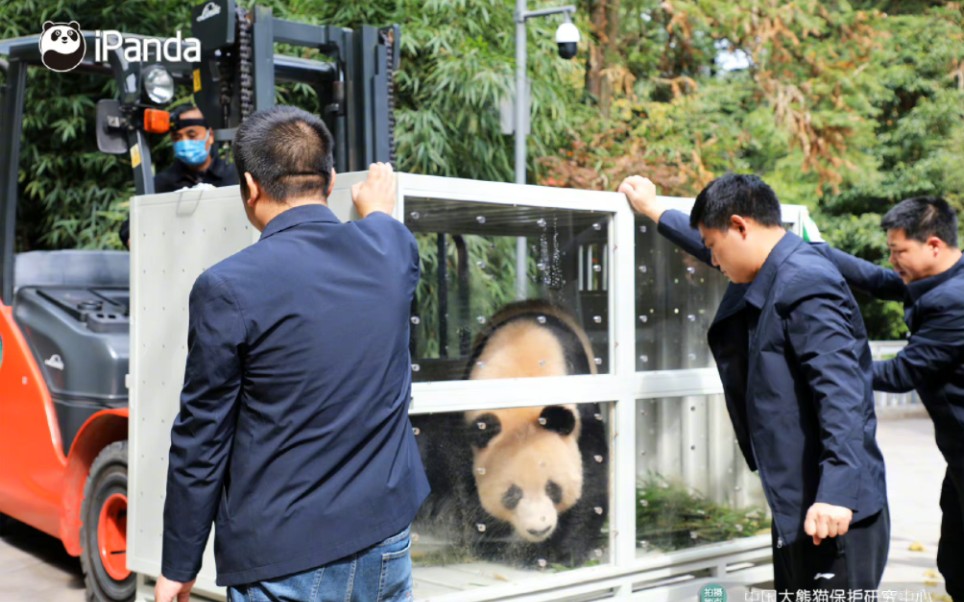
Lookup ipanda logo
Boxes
[39,20,201,72]
[39,21,86,72]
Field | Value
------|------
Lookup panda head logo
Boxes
[39,21,86,73]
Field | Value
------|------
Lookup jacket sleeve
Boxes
[656,209,715,268]
[354,211,420,292]
[810,243,908,302]
[783,273,868,511]
[874,301,964,392]
[161,271,245,583]
[154,167,178,194]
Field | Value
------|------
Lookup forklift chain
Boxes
[381,27,397,166]
[237,5,255,121]
[217,42,233,128]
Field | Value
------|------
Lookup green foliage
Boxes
[821,10,964,216]
[637,476,770,551]
[393,0,578,182]
[540,0,963,338]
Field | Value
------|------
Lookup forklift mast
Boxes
[190,0,399,173]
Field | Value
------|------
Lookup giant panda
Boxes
[412,300,609,567]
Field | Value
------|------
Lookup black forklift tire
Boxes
[80,440,135,602]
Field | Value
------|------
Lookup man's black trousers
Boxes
[938,466,964,601]
[772,507,889,594]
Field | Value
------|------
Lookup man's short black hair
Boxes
[881,196,959,248]
[689,173,783,230]
[233,105,335,202]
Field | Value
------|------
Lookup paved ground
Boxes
[876,411,948,599]
[0,414,949,601]
[0,517,86,601]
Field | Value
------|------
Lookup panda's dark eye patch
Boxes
[52,29,61,38]
[539,405,576,436]
[68,30,78,40]
[546,480,563,504]
[502,484,523,510]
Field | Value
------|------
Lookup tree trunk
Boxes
[585,0,620,115]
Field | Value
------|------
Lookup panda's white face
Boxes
[40,25,82,55]
[469,405,584,543]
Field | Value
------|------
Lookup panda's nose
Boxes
[527,525,552,537]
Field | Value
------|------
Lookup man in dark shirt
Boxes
[154,105,238,193]
[620,174,889,594]
[118,105,238,247]
[154,106,429,601]
[811,197,964,600]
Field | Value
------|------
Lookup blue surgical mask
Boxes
[173,132,211,166]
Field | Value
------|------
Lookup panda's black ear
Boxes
[539,405,576,436]
[68,21,81,31]
[43,21,55,32]
[467,413,501,449]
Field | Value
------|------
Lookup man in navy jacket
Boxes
[155,106,429,601]
[811,196,964,600]
[620,174,889,592]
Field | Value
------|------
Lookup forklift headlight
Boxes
[142,65,175,105]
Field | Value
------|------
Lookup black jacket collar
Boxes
[744,231,800,310]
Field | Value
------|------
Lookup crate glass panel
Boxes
[405,197,612,382]
[410,401,612,598]
[635,216,727,372]
[635,395,769,556]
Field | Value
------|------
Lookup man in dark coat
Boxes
[810,196,964,600]
[154,106,429,601]
[620,174,889,593]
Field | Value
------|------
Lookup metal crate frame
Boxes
[130,174,811,601]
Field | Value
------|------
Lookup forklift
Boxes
[0,1,397,599]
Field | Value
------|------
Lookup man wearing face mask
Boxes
[118,105,239,247]
[154,104,239,193]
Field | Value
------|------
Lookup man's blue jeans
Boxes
[227,527,413,602]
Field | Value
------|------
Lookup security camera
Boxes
[555,21,580,60]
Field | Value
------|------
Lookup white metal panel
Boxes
[128,185,257,597]
[129,184,360,597]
